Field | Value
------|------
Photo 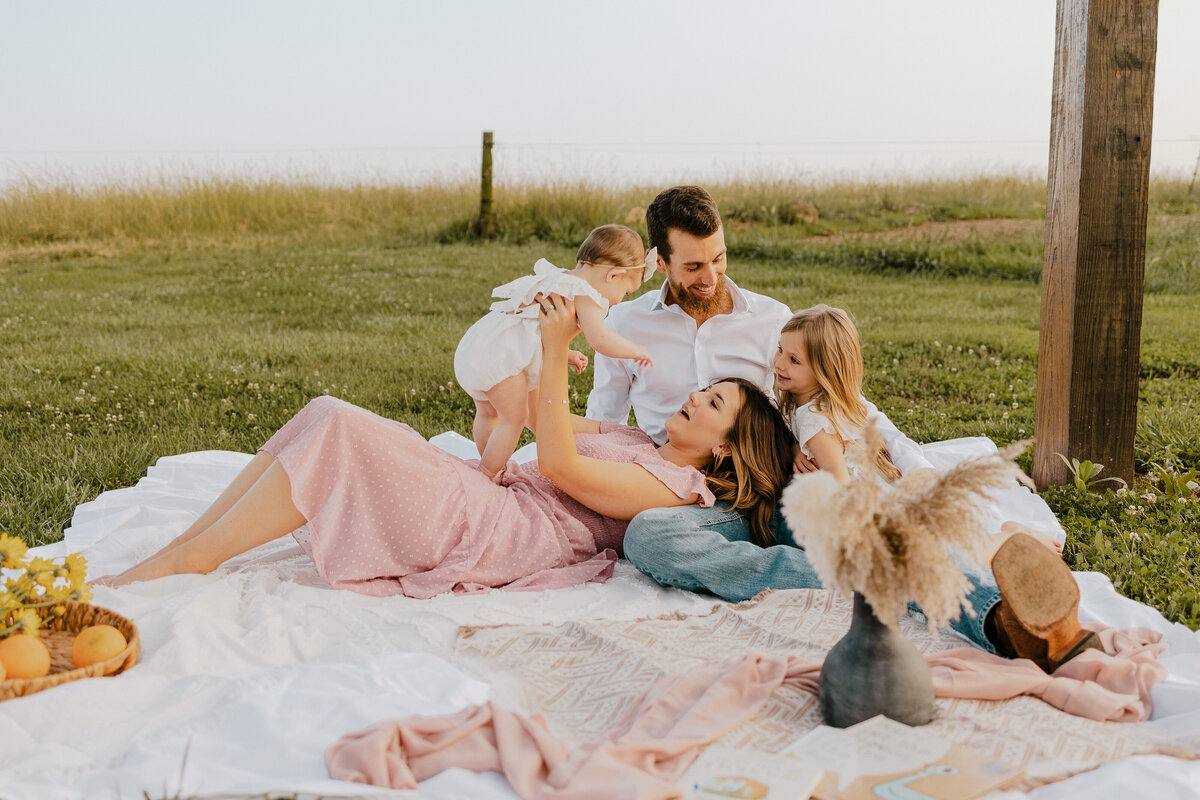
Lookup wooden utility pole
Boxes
[478,130,495,238]
[1034,0,1159,488]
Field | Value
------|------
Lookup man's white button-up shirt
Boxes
[586,278,793,445]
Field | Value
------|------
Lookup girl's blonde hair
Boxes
[776,305,901,482]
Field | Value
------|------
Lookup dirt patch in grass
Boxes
[802,213,1197,246]
[804,218,1043,244]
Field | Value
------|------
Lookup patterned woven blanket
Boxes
[455,589,1194,787]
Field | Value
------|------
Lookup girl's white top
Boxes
[453,259,608,400]
[789,396,878,480]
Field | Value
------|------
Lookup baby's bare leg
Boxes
[105,461,307,586]
[472,398,499,457]
[479,373,530,479]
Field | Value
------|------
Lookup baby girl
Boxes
[454,224,655,480]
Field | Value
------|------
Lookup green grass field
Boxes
[2,176,1197,627]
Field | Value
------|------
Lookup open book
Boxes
[681,745,825,800]
[784,716,1023,800]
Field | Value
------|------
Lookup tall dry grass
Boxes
[3,173,1195,256]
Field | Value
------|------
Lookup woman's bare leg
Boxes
[168,451,278,546]
[989,521,1064,560]
[95,452,276,585]
[105,461,307,585]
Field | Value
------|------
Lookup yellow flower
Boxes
[6,573,37,601]
[64,552,88,582]
[0,593,19,615]
[0,533,28,567]
[12,607,41,635]
[28,557,58,588]
[1,548,92,636]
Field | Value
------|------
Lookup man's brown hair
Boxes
[645,186,722,261]
[577,224,645,268]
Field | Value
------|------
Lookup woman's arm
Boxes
[536,294,694,518]
[575,297,653,366]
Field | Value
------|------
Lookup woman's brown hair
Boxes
[703,377,797,547]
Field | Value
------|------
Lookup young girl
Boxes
[455,224,656,480]
[773,304,902,485]
[775,305,1067,559]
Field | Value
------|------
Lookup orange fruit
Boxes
[0,634,51,680]
[72,624,128,671]
[0,657,6,681]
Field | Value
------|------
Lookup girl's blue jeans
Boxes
[623,504,1000,653]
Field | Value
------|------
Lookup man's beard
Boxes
[669,274,729,318]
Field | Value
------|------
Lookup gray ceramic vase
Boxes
[818,591,935,728]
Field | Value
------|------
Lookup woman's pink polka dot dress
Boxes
[259,396,714,598]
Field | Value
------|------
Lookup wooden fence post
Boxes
[1033,0,1159,488]
[478,131,495,238]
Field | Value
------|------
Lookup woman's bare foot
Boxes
[96,548,202,587]
[991,521,1064,561]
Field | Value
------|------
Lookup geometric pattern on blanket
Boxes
[456,589,1184,784]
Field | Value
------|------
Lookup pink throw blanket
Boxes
[327,626,1166,799]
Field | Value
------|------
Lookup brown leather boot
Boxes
[989,532,1103,673]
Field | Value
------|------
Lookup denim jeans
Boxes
[623,504,1000,652]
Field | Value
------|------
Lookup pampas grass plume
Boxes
[781,422,1028,631]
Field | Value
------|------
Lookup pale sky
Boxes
[2,1,1197,186]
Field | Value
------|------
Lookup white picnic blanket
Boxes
[2,437,1198,799]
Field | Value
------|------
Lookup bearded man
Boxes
[585,185,794,445]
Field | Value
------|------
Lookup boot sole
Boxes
[992,532,1080,636]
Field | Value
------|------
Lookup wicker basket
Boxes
[0,601,140,701]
